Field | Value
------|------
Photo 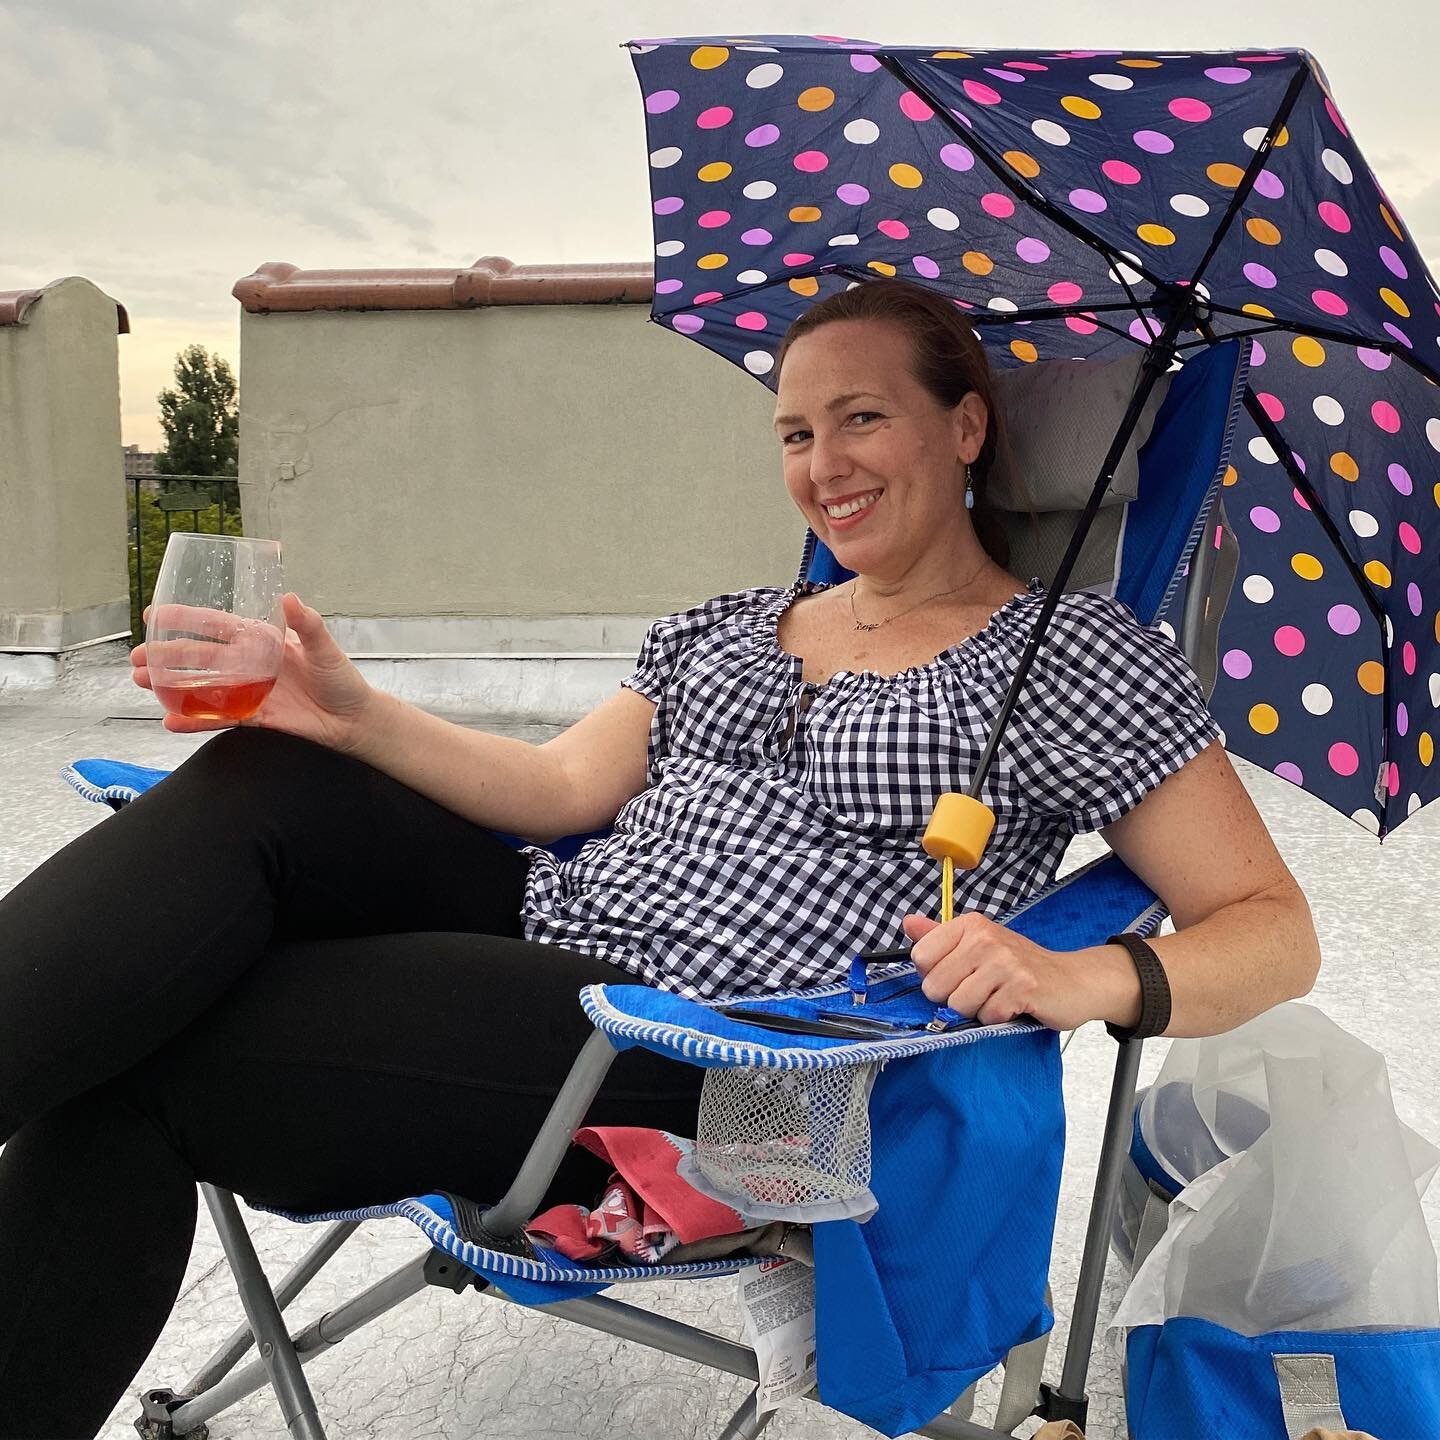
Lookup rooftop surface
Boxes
[3,666,1438,1440]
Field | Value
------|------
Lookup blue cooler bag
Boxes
[1125,1317,1440,1440]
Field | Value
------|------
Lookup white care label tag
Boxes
[739,1257,817,1415]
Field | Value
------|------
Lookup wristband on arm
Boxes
[1103,931,1172,1042]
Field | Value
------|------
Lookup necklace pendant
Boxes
[854,620,882,632]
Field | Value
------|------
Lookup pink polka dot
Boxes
[740,227,772,245]
[698,210,730,229]
[836,183,869,205]
[654,196,684,216]
[746,124,780,148]
[1357,347,1391,371]
[1399,521,1422,554]
[1318,201,1351,233]
[782,252,814,266]
[1274,762,1304,786]
[1048,280,1084,304]
[1387,764,1401,797]
[672,314,704,334]
[1169,97,1212,122]
[1006,60,1048,71]
[1312,290,1348,316]
[1066,314,1100,335]
[735,311,767,331]
[1328,742,1359,777]
[1069,188,1107,213]
[981,192,1016,218]
[1249,506,1281,534]
[1274,625,1306,656]
[697,106,733,129]
[1244,262,1277,288]
[1372,401,1401,433]
[1256,391,1285,422]
[794,150,828,173]
[1222,648,1253,679]
[963,79,1002,105]
[645,89,680,114]
[1292,487,1310,510]
[913,256,941,279]
[1404,642,1418,677]
[1102,159,1142,184]
[940,143,975,171]
[1133,130,1174,154]
[692,291,723,305]
[1409,583,1424,617]
[1324,97,1349,137]
[1388,463,1413,495]
[899,91,934,121]
[1380,246,1408,279]
[877,219,910,239]
[1017,237,1051,263]
[1328,604,1361,635]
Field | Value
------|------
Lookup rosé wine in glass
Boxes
[146,534,285,723]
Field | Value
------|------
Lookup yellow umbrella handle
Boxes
[923,793,995,924]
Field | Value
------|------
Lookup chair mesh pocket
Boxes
[691,1061,879,1219]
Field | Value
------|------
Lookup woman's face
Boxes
[772,317,987,576]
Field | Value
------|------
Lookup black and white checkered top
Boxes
[522,580,1219,999]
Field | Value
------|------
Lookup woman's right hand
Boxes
[131,592,383,752]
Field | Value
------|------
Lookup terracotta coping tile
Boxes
[233,256,656,314]
[0,281,129,333]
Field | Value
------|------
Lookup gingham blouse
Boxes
[521,580,1219,999]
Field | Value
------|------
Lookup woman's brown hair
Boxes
[773,280,1011,567]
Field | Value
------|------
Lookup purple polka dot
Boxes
[1383,321,1413,348]
[1274,625,1306,657]
[878,218,910,239]
[1069,188,1107,213]
[981,192,1016,218]
[1205,66,1251,84]
[654,196,684,216]
[741,227,772,245]
[1129,317,1163,343]
[913,255,941,279]
[745,124,780,148]
[1380,245,1408,279]
[1357,346,1391,371]
[1133,129,1175,154]
[1327,603,1361,635]
[1169,97,1212,122]
[1017,237,1051,263]
[1398,702,1410,737]
[794,150,828,173]
[1249,505,1281,533]
[940,143,975,171]
[851,53,882,73]
[1389,462,1413,495]
[1274,762,1304,786]
[1222,648,1253,679]
[645,89,680,114]
[698,210,730,229]
[672,314,704,334]
[983,66,1025,83]
[836,183,869,205]
[1102,159,1141,184]
[1251,338,1267,365]
[1329,742,1359,777]
[1408,582,1423,617]
[655,278,683,295]
[1243,262,1277,288]
[1253,170,1285,200]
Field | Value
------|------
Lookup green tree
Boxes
[156,343,238,476]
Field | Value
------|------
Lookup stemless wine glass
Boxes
[145,533,286,722]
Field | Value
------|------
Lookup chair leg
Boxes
[715,1386,775,1439]
[201,1185,328,1440]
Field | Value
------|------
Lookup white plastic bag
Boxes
[1113,1003,1439,1338]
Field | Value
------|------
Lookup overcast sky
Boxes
[4,0,1440,449]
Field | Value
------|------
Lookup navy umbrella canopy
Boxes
[630,36,1440,836]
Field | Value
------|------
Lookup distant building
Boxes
[122,444,159,477]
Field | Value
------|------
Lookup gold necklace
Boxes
[848,560,990,632]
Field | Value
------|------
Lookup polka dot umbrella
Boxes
[630,35,1440,837]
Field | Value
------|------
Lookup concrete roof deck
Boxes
[2,666,1438,1439]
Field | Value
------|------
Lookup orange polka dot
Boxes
[1381,203,1404,241]
[1433,481,1440,508]
[1357,661,1385,695]
[962,251,994,276]
[1246,217,1282,245]
[1119,57,1163,68]
[1004,151,1041,178]
[1292,553,1324,580]
[931,49,971,58]
[1137,223,1176,246]
[1380,287,1410,317]
[1249,704,1280,735]
[1331,452,1359,481]
[1207,163,1246,188]
[867,260,897,277]
[1293,337,1326,367]
[697,162,732,182]
[1363,560,1391,588]
[797,87,835,112]
[1242,302,1274,318]
[1010,339,1038,363]
[697,253,728,270]
[789,277,819,297]
[889,163,923,189]
[1223,464,1238,487]
[1420,733,1434,767]
[1061,96,1102,119]
[690,45,729,69]
[788,206,821,223]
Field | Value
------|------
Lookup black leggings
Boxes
[0,729,703,1438]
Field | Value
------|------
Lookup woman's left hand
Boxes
[902,912,1103,1032]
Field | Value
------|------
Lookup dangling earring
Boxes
[964,463,975,510]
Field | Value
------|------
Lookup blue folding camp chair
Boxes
[60,338,1249,1439]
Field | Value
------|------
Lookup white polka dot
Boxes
[1243,574,1275,604]
[1385,615,1395,647]
[1248,436,1278,464]
[1170,194,1210,217]
[1109,257,1145,287]
[927,207,961,231]
[1193,280,1212,302]
[1321,148,1354,184]
[1314,248,1348,277]
[746,63,784,88]
[1348,509,1379,538]
[1243,126,1269,150]
[736,269,767,283]
[988,297,1019,312]
[743,180,777,200]
[1032,119,1071,146]
[827,233,859,246]
[1428,673,1440,707]
[1408,792,1423,816]
[1313,395,1345,425]
[743,350,774,375]
[1090,72,1133,90]
[650,147,682,169]
[844,118,880,144]
[655,239,684,257]
[1157,620,1177,640]
[1351,808,1381,834]
[1302,683,1333,715]
[1426,416,1440,453]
